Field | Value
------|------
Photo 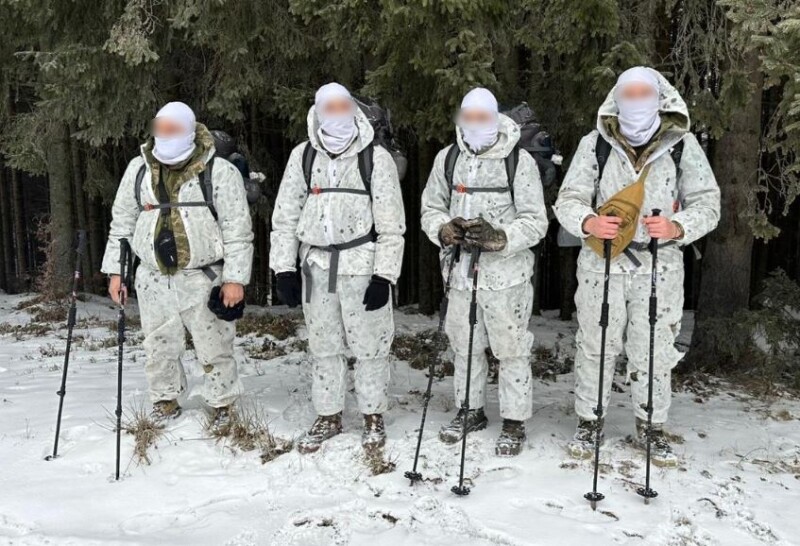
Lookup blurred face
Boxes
[617,82,658,101]
[320,97,355,118]
[152,117,189,138]
[458,108,496,126]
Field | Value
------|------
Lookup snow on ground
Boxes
[1,292,799,546]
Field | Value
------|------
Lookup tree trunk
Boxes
[6,89,28,289]
[87,196,105,291]
[43,123,76,296]
[69,129,93,290]
[9,167,28,289]
[0,166,11,291]
[416,141,441,315]
[684,54,763,370]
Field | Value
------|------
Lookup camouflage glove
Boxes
[438,217,471,247]
[464,217,507,252]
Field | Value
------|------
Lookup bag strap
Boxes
[198,155,217,220]
[156,168,171,218]
[302,142,318,194]
[595,133,612,182]
[670,139,684,181]
[504,144,519,202]
[593,134,612,209]
[134,164,146,211]
[357,143,374,195]
[444,144,460,189]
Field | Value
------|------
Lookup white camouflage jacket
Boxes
[270,107,406,283]
[421,114,549,291]
[101,130,254,285]
[554,74,721,274]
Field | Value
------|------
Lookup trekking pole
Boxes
[585,237,612,511]
[115,238,132,481]
[45,230,87,461]
[637,209,662,504]
[452,247,481,497]
[406,245,461,485]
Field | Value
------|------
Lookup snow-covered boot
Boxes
[209,405,235,435]
[495,419,526,457]
[150,399,182,423]
[297,413,343,454]
[566,418,604,460]
[361,413,386,451]
[634,418,678,468]
[438,407,488,444]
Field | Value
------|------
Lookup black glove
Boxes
[438,217,471,247]
[464,216,507,251]
[363,275,392,311]
[207,285,245,322]
[276,271,302,308]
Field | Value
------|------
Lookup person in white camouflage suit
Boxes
[421,88,548,457]
[102,102,254,431]
[270,83,405,454]
[554,67,720,466]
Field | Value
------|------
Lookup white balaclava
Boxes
[614,67,662,147]
[459,87,500,153]
[152,102,197,166]
[315,82,358,154]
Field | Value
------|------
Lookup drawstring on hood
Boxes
[458,87,500,153]
[314,83,358,155]
[152,102,197,166]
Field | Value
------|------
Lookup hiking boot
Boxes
[634,418,679,468]
[361,413,386,451]
[209,405,235,435]
[297,413,343,454]
[566,418,604,460]
[438,407,488,444]
[495,419,526,457]
[150,399,182,423]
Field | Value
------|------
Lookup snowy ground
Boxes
[1,292,799,546]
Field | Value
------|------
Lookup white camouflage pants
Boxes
[302,263,393,416]
[135,264,241,407]
[444,281,534,421]
[574,264,684,424]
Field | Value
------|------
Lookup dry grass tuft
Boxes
[207,401,293,463]
[363,448,397,476]
[122,401,166,466]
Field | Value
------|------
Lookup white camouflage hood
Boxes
[597,71,690,155]
[455,113,520,159]
[306,105,375,157]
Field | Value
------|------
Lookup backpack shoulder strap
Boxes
[302,142,317,192]
[594,134,612,209]
[357,143,375,196]
[199,155,217,220]
[504,144,520,202]
[595,133,612,180]
[444,144,461,188]
[670,138,685,180]
[134,163,147,211]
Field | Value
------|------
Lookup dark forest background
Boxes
[1,0,799,381]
